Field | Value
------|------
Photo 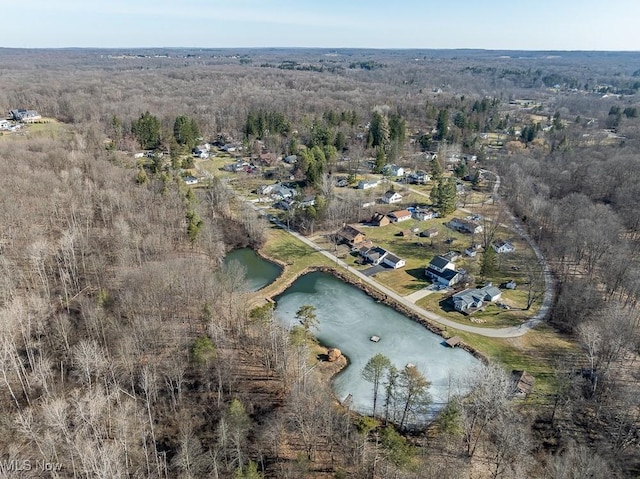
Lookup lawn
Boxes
[257,226,336,299]
[0,119,68,141]
[451,325,579,400]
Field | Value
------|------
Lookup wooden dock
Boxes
[445,336,462,348]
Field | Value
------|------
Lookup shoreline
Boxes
[253,247,488,364]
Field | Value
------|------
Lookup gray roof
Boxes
[430,255,451,270]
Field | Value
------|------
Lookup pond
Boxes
[275,271,480,418]
[223,248,282,292]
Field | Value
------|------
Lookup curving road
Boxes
[246,170,555,338]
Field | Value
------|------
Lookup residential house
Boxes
[492,240,516,254]
[184,176,198,185]
[360,246,388,266]
[407,170,430,184]
[452,284,502,313]
[383,253,406,269]
[9,109,41,122]
[443,251,461,262]
[357,179,381,190]
[193,148,210,159]
[270,184,295,200]
[388,209,412,223]
[257,184,275,195]
[420,227,439,238]
[221,144,238,152]
[258,151,278,167]
[448,217,483,235]
[299,195,316,208]
[336,225,366,247]
[412,208,436,221]
[274,198,296,210]
[381,190,403,204]
[511,370,535,399]
[384,164,405,177]
[465,245,479,257]
[370,212,390,227]
[425,255,460,286]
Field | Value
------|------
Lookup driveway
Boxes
[362,265,386,277]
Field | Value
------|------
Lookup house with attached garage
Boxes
[383,253,406,269]
[381,190,403,204]
[451,284,503,313]
[9,109,41,122]
[360,246,389,265]
[425,255,460,286]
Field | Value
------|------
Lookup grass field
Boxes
[0,119,68,141]
[452,325,579,400]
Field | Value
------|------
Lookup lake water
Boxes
[223,248,282,292]
[275,271,480,417]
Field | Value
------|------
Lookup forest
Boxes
[0,47,639,478]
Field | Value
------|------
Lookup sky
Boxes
[4,0,640,51]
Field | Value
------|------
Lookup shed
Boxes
[511,370,535,398]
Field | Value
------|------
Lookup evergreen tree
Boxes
[374,147,386,174]
[369,111,390,149]
[334,130,346,151]
[435,109,449,141]
[173,115,199,149]
[480,245,497,279]
[131,111,161,150]
[389,113,406,144]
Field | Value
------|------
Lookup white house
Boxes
[184,176,198,185]
[492,240,516,254]
[381,190,403,204]
[384,164,405,177]
[412,208,436,221]
[358,179,380,190]
[360,246,388,265]
[298,195,316,208]
[383,253,406,269]
[425,255,460,286]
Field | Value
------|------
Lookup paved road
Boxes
[246,171,555,338]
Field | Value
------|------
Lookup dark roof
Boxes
[337,225,364,242]
[385,253,402,264]
[426,266,459,282]
[429,255,451,270]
